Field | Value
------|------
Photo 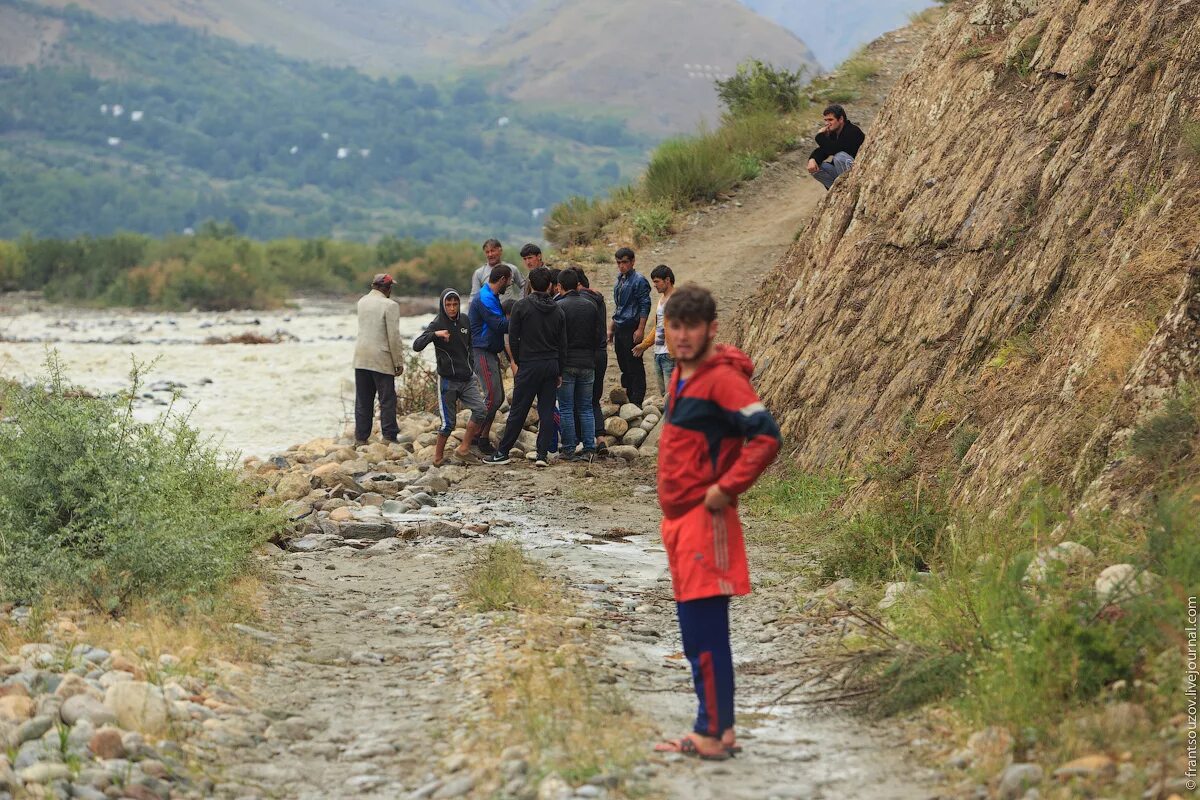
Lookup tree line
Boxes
[0,223,479,310]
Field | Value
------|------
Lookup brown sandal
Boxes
[654,735,731,761]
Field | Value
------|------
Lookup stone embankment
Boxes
[245,387,665,556]
[0,628,255,799]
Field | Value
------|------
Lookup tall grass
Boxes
[0,356,278,613]
[462,542,647,782]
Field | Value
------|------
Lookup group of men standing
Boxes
[354,240,679,467]
[353,250,784,764]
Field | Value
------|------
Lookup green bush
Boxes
[873,490,1198,733]
[631,204,674,243]
[0,357,278,612]
[7,229,478,309]
[716,59,808,117]
[543,195,622,249]
[817,482,949,581]
[643,113,794,208]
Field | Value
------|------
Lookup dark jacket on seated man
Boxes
[810,119,866,164]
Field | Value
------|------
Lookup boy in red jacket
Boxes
[653,284,781,760]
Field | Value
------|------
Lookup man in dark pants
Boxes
[483,267,566,467]
[608,247,651,405]
[352,273,405,444]
[807,103,866,190]
[467,265,514,454]
[576,268,608,448]
[652,285,781,760]
[554,268,604,461]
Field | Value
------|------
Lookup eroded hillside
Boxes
[735,0,1200,507]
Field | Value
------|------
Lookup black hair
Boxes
[576,267,590,288]
[547,268,560,287]
[482,238,502,250]
[528,266,553,293]
[822,104,846,120]
[501,298,516,316]
[650,264,675,284]
[520,243,542,258]
[664,284,717,324]
[614,246,635,262]
[558,268,579,291]
[488,264,511,283]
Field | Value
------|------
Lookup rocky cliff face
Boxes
[735,0,1200,506]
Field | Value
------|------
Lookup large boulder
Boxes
[337,520,395,541]
[104,682,170,736]
[618,403,643,422]
[622,428,648,447]
[0,696,34,722]
[604,417,629,437]
[274,472,312,501]
[607,445,640,461]
[1023,541,1095,584]
[60,694,117,727]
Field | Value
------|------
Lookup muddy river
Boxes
[0,295,434,459]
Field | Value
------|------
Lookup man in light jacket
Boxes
[353,273,405,445]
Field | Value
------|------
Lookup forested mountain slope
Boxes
[0,1,646,240]
[735,0,1200,508]
[25,0,541,73]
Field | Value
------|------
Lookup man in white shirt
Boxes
[468,238,525,303]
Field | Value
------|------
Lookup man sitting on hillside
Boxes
[807,104,865,191]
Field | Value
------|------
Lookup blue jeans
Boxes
[653,352,676,397]
[813,151,854,190]
[557,367,595,452]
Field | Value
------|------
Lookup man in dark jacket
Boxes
[807,104,865,190]
[484,267,566,467]
[467,265,513,454]
[413,289,486,466]
[576,267,609,448]
[608,247,652,405]
[554,268,604,460]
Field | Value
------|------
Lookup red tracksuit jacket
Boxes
[657,344,782,601]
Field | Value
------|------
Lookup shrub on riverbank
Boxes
[0,358,280,613]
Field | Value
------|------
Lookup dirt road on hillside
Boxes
[589,152,825,318]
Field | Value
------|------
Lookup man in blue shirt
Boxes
[608,247,652,405]
[467,265,513,454]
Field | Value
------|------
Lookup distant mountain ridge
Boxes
[739,0,936,68]
[22,0,821,134]
[479,0,819,134]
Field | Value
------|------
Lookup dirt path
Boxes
[588,151,824,318]
[187,460,940,800]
